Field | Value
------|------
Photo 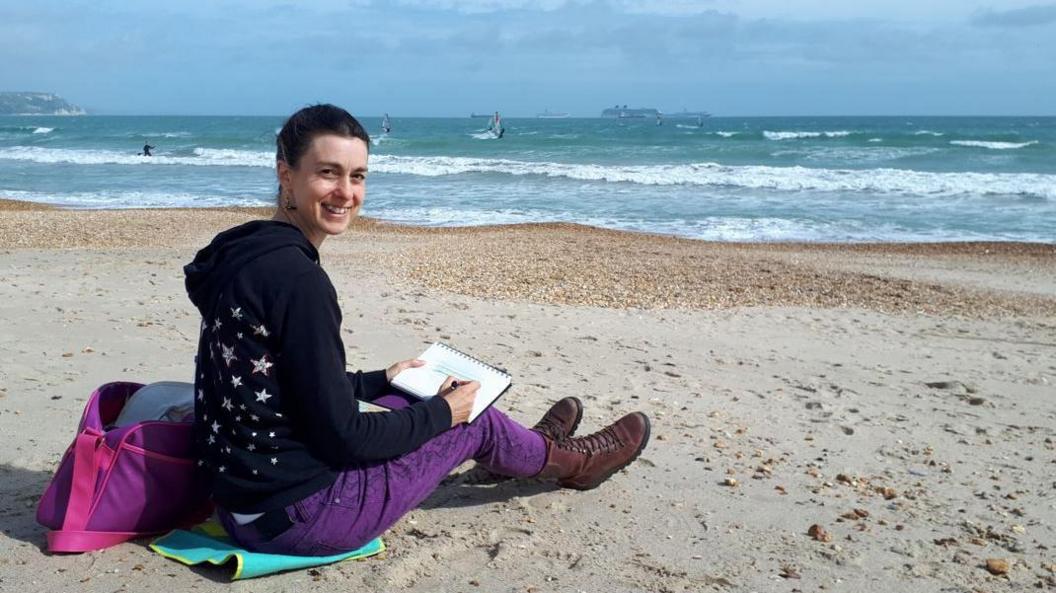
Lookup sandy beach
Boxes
[1,199,1054,592]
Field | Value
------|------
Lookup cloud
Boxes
[614,0,717,15]
[5,0,1055,115]
[393,0,573,12]
[971,3,1056,27]
[390,0,719,15]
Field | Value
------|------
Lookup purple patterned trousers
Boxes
[218,393,547,556]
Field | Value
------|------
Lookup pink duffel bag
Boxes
[36,382,212,553]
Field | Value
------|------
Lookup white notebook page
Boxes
[391,343,511,422]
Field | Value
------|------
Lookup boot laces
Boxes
[535,416,563,439]
[562,425,623,456]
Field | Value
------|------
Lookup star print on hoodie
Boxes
[185,220,452,513]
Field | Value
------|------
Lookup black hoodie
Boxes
[185,220,452,513]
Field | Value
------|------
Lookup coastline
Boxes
[2,197,1053,316]
[2,197,1055,592]
[6,197,1051,252]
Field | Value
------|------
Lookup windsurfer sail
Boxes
[487,111,505,139]
[381,113,391,134]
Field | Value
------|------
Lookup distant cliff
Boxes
[0,92,86,115]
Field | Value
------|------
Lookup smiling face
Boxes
[275,134,368,247]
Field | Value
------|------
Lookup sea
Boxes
[1,115,1053,243]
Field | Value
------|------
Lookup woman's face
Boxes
[277,134,368,247]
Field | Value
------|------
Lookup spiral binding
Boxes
[435,343,510,378]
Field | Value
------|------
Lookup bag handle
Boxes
[47,430,125,552]
[62,431,108,533]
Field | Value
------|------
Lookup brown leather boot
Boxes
[530,397,583,442]
[536,412,650,490]
[470,397,586,484]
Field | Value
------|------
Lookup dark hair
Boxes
[276,104,370,168]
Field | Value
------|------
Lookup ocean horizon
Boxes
[2,114,1053,243]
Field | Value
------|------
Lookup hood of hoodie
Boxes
[184,220,318,316]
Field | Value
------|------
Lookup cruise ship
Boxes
[601,105,656,118]
[601,105,711,119]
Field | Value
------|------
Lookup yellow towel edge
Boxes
[147,542,244,575]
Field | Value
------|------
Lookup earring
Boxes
[283,192,297,210]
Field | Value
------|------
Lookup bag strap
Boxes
[47,430,212,553]
[47,431,135,553]
[47,529,146,553]
[62,432,107,532]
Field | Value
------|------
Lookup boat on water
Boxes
[601,105,656,118]
[601,105,711,119]
[536,109,570,119]
[667,109,711,119]
[486,112,505,139]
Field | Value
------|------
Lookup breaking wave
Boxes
[950,140,1039,150]
[0,146,274,167]
[365,206,1050,243]
[764,130,853,140]
[1,147,1052,199]
[0,189,268,209]
[369,155,1056,199]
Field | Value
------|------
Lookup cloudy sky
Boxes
[3,0,1054,116]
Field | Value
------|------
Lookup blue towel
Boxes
[150,521,384,580]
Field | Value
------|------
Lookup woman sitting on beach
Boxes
[183,104,651,556]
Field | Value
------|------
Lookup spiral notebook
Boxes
[390,342,512,423]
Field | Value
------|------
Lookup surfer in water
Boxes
[142,143,155,157]
[381,113,391,135]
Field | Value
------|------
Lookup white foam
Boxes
[867,138,882,142]
[715,131,739,138]
[0,125,51,134]
[763,130,852,140]
[950,140,1038,150]
[366,206,1048,243]
[0,146,274,167]
[0,189,270,209]
[158,131,191,138]
[369,206,538,228]
[369,155,1056,199]
[190,147,273,165]
[368,205,813,240]
[797,146,940,164]
[914,130,943,136]
[3,147,1053,200]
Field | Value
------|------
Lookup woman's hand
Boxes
[439,378,479,427]
[385,358,425,382]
